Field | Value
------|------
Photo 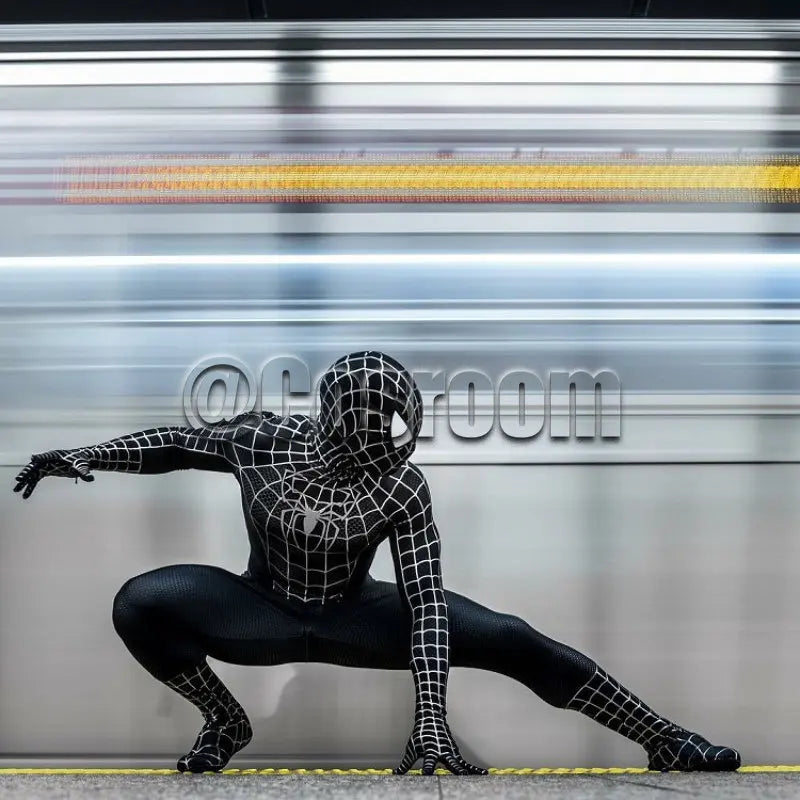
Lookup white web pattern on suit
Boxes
[166,662,253,772]
[40,352,459,765]
[566,666,740,771]
[16,351,739,774]
[64,352,424,604]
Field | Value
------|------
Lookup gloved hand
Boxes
[394,709,488,776]
[13,449,94,498]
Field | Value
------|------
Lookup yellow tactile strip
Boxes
[0,766,796,776]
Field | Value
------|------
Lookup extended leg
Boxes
[317,579,740,772]
[449,590,740,770]
[562,664,742,771]
[112,564,304,772]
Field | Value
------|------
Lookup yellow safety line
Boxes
[0,765,797,775]
[59,159,800,207]
[63,164,800,192]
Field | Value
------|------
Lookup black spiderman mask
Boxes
[314,351,424,481]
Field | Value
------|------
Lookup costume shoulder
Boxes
[384,460,426,489]
[381,461,430,511]
[202,411,270,441]
[268,412,314,441]
[211,410,313,446]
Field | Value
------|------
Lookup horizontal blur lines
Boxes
[57,151,800,205]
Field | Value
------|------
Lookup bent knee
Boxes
[111,564,218,638]
[112,569,170,636]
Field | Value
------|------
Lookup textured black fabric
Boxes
[17,351,742,773]
[565,666,741,771]
[165,662,253,773]
[18,351,483,773]
[112,565,594,708]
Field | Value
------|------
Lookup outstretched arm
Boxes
[387,464,487,777]
[13,413,259,499]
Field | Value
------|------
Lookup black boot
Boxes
[166,662,253,773]
[566,666,740,772]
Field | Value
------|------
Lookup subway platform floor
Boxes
[3,770,800,800]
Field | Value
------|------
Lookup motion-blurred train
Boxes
[1,20,799,768]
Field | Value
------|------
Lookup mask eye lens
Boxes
[391,411,412,447]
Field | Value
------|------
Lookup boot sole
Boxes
[649,756,741,773]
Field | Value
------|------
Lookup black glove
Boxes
[13,449,94,499]
[394,709,487,776]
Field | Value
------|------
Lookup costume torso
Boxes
[221,412,393,603]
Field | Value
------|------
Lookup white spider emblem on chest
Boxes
[271,471,359,551]
[302,507,324,536]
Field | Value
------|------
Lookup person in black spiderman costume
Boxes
[13,351,740,775]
